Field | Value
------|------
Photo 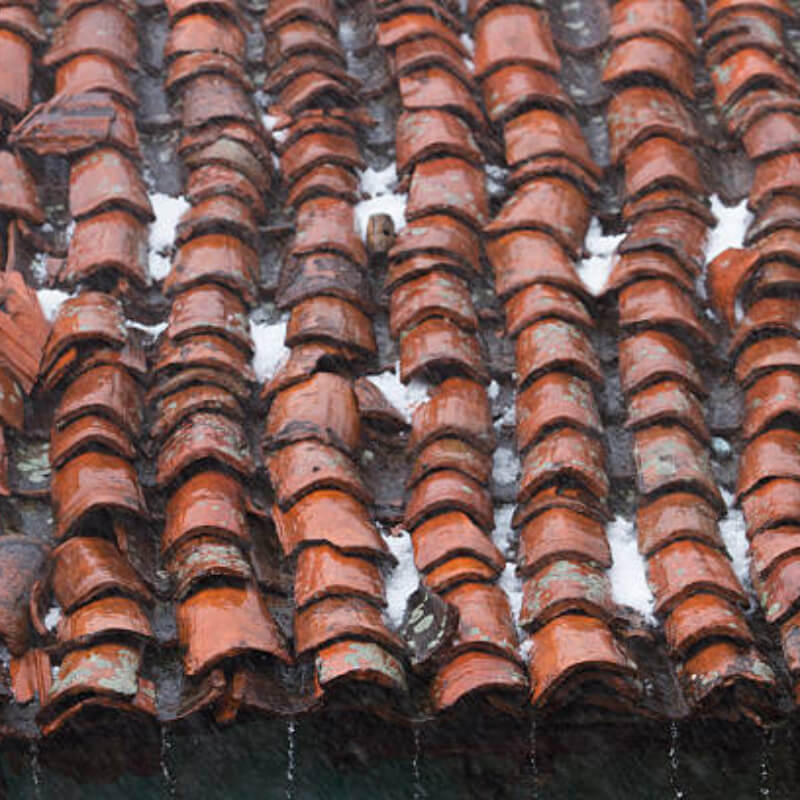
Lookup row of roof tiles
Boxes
[10,0,162,733]
[597,0,781,719]
[704,0,800,704]
[376,1,528,711]
[469,1,640,711]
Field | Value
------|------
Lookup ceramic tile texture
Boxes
[0,0,799,765]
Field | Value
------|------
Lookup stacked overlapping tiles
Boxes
[599,0,777,718]
[467,1,642,711]
[0,0,46,280]
[12,0,158,734]
[376,0,531,712]
[149,0,293,721]
[263,0,409,702]
[704,0,800,702]
[4,0,800,747]
[0,0,49,451]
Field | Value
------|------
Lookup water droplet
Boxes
[760,729,772,799]
[412,725,424,799]
[530,717,539,800]
[29,739,42,800]
[160,725,176,799]
[286,719,297,800]
[668,720,684,800]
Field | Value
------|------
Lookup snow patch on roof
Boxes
[30,252,48,284]
[494,399,515,431]
[485,164,508,199]
[148,193,189,282]
[577,218,625,295]
[366,367,429,423]
[384,530,419,628]
[499,562,523,633]
[37,288,72,322]
[360,164,396,195]
[126,320,167,339]
[607,516,656,624]
[492,445,520,487]
[712,436,732,459]
[355,162,407,238]
[490,504,524,640]
[492,504,516,557]
[261,113,281,131]
[720,488,752,591]
[706,195,751,261]
[44,605,62,633]
[249,317,289,383]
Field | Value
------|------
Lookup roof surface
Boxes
[0,0,799,788]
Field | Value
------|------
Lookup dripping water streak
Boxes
[161,725,176,799]
[668,721,684,799]
[286,719,297,800]
[760,730,772,799]
[530,718,539,800]
[29,739,41,800]
[412,725,423,799]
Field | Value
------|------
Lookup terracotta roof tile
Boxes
[0,30,33,116]
[177,584,290,675]
[44,4,138,70]
[54,54,137,105]
[315,640,407,694]
[515,372,602,452]
[611,0,697,54]
[519,427,609,504]
[405,468,494,530]
[665,593,753,655]
[377,12,470,57]
[515,319,604,388]
[603,35,695,99]
[51,416,129,479]
[264,20,345,67]
[711,48,800,110]
[287,295,377,355]
[749,526,800,580]
[0,150,42,224]
[269,440,371,509]
[272,490,390,559]
[518,507,611,577]
[409,376,493,453]
[526,614,637,708]
[51,452,148,539]
[412,510,504,574]
[606,86,698,163]
[407,437,492,487]
[486,176,591,257]
[294,544,385,609]
[481,64,573,123]
[262,0,337,32]
[390,35,475,87]
[430,650,527,711]
[294,595,404,657]
[520,560,614,629]
[472,5,560,77]
[167,536,253,600]
[399,316,490,384]
[397,67,486,132]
